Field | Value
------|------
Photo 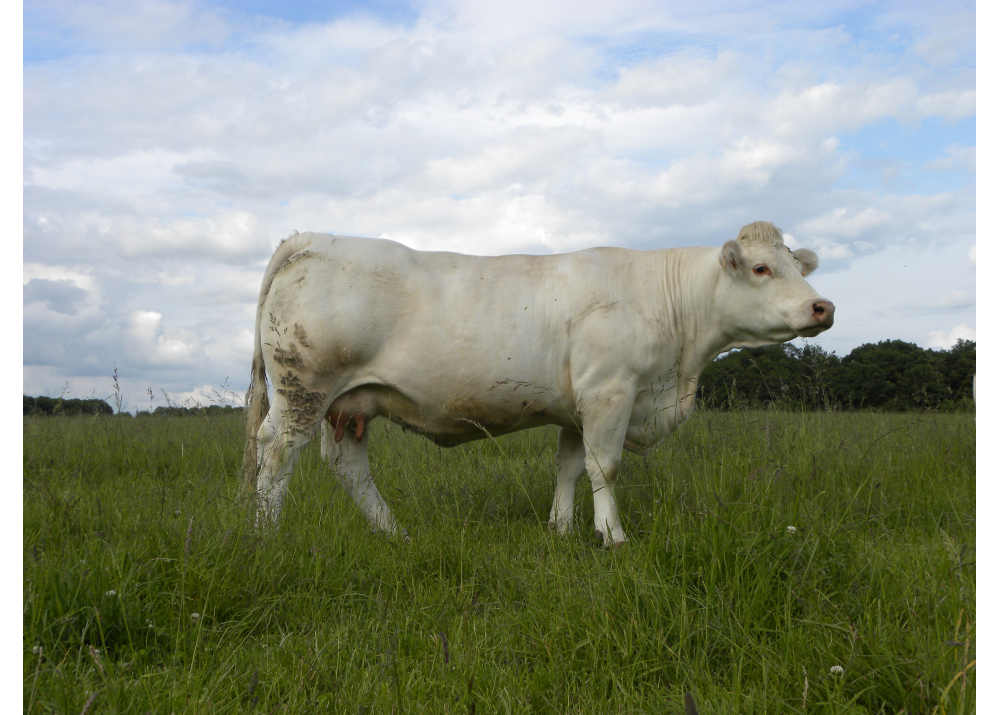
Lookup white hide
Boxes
[244,222,834,546]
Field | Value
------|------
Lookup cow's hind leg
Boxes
[548,427,585,534]
[321,416,402,536]
[255,392,319,524]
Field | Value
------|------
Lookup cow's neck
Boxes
[655,247,733,375]
[619,247,728,435]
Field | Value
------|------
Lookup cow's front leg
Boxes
[549,427,586,534]
[580,396,632,548]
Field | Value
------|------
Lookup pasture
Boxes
[24,408,974,713]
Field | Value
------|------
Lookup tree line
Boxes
[697,338,975,411]
[23,395,114,416]
[22,397,241,417]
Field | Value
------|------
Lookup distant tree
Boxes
[826,340,949,410]
[697,343,840,409]
[780,342,840,409]
[939,338,976,401]
[697,338,974,411]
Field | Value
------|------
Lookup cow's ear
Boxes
[719,240,743,275]
[793,248,819,277]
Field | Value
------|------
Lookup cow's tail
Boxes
[243,231,319,493]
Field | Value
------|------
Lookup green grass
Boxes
[23,409,975,713]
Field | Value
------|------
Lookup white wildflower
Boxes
[104,590,116,597]
[830,665,844,676]
[190,612,200,621]
[32,645,42,655]
[786,526,797,534]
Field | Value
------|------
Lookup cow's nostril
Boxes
[810,300,835,328]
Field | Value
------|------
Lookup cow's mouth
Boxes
[796,325,830,338]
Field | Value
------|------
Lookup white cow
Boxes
[244,221,834,546]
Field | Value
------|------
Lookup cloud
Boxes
[926,323,975,350]
[162,382,244,409]
[203,328,255,373]
[178,267,262,305]
[23,279,89,315]
[608,50,744,109]
[800,206,893,240]
[788,189,974,272]
[922,144,975,173]
[117,210,272,260]
[22,264,106,355]
[124,310,201,368]
[23,263,98,293]
[910,9,975,67]
[930,290,975,310]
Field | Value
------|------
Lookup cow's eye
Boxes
[753,264,771,276]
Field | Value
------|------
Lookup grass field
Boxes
[23,408,974,714]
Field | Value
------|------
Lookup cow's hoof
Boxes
[373,525,409,543]
[595,529,628,550]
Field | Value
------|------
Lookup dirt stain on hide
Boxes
[276,371,326,432]
[293,323,313,349]
[333,345,354,370]
[273,343,305,371]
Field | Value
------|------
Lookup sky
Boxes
[22,0,977,411]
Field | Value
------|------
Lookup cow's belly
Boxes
[326,379,570,447]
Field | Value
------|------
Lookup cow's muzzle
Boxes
[797,299,835,337]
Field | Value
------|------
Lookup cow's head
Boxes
[716,221,834,348]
